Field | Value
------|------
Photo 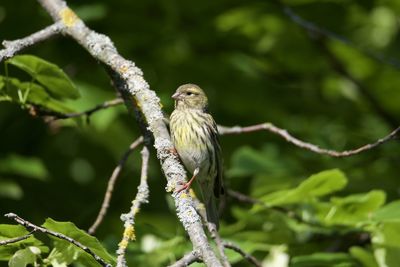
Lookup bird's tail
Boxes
[206,196,219,229]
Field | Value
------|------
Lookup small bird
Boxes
[169,84,224,227]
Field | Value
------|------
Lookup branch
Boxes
[0,22,63,62]
[223,242,262,267]
[218,123,400,157]
[0,232,33,246]
[5,213,112,267]
[116,146,150,267]
[88,136,144,235]
[29,0,223,265]
[168,251,201,267]
[30,98,124,122]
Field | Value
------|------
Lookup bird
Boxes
[169,84,224,228]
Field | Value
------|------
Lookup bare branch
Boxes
[89,136,144,235]
[116,146,150,267]
[223,241,262,267]
[30,98,124,122]
[31,0,223,265]
[0,22,63,62]
[218,123,400,157]
[5,213,112,267]
[0,232,33,246]
[168,250,201,267]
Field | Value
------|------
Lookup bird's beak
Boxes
[172,92,181,100]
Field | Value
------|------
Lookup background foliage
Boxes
[0,0,399,266]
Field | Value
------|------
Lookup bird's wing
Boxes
[206,115,224,198]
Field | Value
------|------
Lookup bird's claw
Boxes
[168,147,178,156]
[176,183,190,193]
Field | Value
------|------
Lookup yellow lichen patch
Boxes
[123,225,136,241]
[118,239,129,249]
[132,207,140,215]
[119,65,129,73]
[180,192,188,199]
[59,8,78,27]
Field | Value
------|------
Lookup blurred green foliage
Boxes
[0,0,399,266]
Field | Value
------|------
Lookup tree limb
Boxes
[0,22,63,62]
[0,232,33,246]
[5,213,112,267]
[218,123,400,157]
[88,136,144,235]
[116,146,150,267]
[223,241,262,267]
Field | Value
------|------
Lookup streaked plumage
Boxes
[170,84,223,227]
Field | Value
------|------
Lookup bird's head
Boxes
[172,84,208,111]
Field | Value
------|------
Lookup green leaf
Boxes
[0,154,48,180]
[373,200,400,222]
[319,190,386,226]
[372,221,400,267]
[0,180,23,199]
[9,247,38,267]
[42,218,115,266]
[0,225,47,261]
[0,76,76,114]
[7,55,79,99]
[350,246,379,267]
[259,169,348,206]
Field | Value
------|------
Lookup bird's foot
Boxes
[168,147,178,156]
[176,181,192,193]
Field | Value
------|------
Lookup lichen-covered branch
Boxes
[5,213,112,267]
[218,123,400,157]
[116,146,150,267]
[88,136,144,235]
[0,22,63,62]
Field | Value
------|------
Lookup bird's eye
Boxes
[186,92,193,96]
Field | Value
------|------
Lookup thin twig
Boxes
[116,146,150,267]
[168,250,201,267]
[223,241,262,267]
[218,123,400,157]
[5,213,112,267]
[0,232,34,246]
[88,136,144,235]
[0,22,63,62]
[29,98,124,122]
